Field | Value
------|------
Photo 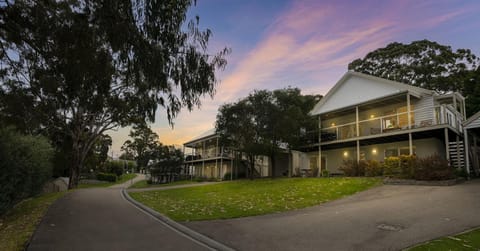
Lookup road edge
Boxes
[121,188,235,251]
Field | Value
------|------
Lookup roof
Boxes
[464,110,480,129]
[310,71,434,116]
[183,128,217,146]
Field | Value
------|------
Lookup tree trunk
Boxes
[68,148,82,189]
[249,155,255,180]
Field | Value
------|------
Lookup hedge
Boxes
[96,172,117,182]
[0,127,53,214]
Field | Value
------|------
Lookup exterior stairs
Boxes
[449,141,465,169]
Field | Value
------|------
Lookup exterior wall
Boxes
[316,75,411,114]
[188,160,233,179]
[318,138,446,174]
[413,95,434,127]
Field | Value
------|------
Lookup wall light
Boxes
[372,149,377,154]
[343,151,348,157]
[331,122,336,127]
[370,114,375,119]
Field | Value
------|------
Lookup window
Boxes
[385,148,398,158]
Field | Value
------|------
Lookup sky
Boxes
[108,0,480,156]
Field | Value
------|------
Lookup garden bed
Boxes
[383,177,465,186]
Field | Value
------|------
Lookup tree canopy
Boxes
[348,39,480,116]
[216,87,320,177]
[121,123,160,169]
[0,0,228,188]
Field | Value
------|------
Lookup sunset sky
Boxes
[108,0,480,156]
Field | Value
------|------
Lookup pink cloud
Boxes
[109,0,476,152]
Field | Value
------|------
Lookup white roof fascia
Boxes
[310,71,432,116]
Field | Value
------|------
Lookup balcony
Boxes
[320,105,463,143]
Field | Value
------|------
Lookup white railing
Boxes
[320,105,464,142]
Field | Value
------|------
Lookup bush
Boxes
[414,154,454,180]
[105,160,124,177]
[339,160,366,176]
[364,160,383,176]
[321,169,330,177]
[382,157,400,177]
[97,172,117,182]
[0,127,54,214]
[399,155,417,179]
[223,172,234,180]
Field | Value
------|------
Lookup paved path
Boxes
[127,181,225,192]
[185,180,480,251]
[28,174,210,251]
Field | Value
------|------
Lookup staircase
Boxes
[449,141,465,168]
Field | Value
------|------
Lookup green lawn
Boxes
[129,179,198,189]
[0,192,66,251]
[129,177,381,221]
[78,173,137,189]
[409,228,480,251]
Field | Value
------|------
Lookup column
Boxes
[356,140,360,164]
[464,128,470,176]
[407,94,411,129]
[318,115,322,177]
[356,106,359,137]
[445,128,450,161]
[409,133,413,155]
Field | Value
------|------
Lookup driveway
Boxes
[28,175,210,251]
[185,180,480,251]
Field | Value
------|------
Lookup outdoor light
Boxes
[343,151,348,157]
[372,149,377,154]
[370,114,375,119]
[331,122,336,127]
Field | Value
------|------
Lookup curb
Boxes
[121,188,235,251]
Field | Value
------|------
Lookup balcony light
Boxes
[343,151,348,157]
[331,122,336,127]
[370,114,375,119]
[372,149,377,154]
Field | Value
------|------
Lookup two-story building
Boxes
[183,71,474,178]
[183,129,271,179]
[309,71,466,174]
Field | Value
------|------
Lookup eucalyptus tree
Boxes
[0,0,229,188]
[348,39,479,115]
[216,88,320,177]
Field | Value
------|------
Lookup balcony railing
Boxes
[184,151,233,162]
[320,105,463,143]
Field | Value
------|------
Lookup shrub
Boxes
[223,172,235,180]
[339,160,366,176]
[321,169,330,177]
[382,157,400,177]
[0,127,54,214]
[414,154,454,180]
[399,155,417,179]
[365,160,383,177]
[105,160,124,177]
[96,172,117,182]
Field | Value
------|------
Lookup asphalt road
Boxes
[28,175,210,251]
[185,180,480,251]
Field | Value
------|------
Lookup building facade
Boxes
[309,71,466,174]
[183,71,472,178]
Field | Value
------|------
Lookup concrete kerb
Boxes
[121,188,235,251]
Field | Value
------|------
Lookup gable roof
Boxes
[464,110,480,129]
[183,128,217,146]
[310,71,434,116]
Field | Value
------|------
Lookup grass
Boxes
[0,192,66,251]
[129,177,381,221]
[129,179,198,189]
[409,228,480,251]
[77,173,137,189]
